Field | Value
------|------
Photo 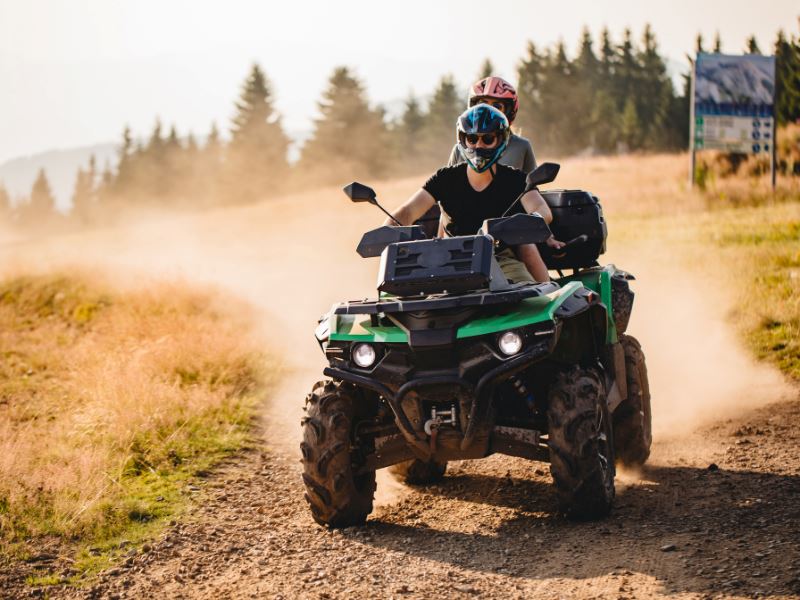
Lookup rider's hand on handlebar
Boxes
[545,235,566,250]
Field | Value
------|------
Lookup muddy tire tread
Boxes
[613,334,652,467]
[547,366,615,520]
[301,380,375,528]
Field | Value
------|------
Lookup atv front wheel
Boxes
[547,367,615,520]
[300,380,376,528]
[389,459,447,485]
[613,334,652,467]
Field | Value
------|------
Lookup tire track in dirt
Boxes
[3,177,799,599]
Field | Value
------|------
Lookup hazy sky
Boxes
[0,0,797,163]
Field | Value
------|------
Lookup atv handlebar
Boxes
[561,234,588,249]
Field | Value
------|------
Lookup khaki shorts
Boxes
[495,248,535,284]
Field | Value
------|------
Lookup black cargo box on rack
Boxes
[378,235,493,297]
[539,189,607,270]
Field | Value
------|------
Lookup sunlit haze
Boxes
[0,0,797,163]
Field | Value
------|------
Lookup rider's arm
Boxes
[519,189,553,223]
[382,188,436,227]
[515,244,550,282]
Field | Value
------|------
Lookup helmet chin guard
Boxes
[458,140,508,173]
[456,104,511,173]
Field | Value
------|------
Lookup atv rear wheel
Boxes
[389,459,447,485]
[547,367,615,520]
[300,380,375,528]
[613,335,652,468]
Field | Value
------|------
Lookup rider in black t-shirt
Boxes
[384,104,563,283]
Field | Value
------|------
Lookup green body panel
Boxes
[329,313,408,343]
[455,281,582,338]
[556,266,618,344]
[328,281,583,343]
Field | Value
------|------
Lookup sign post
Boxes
[691,53,777,190]
[689,58,697,187]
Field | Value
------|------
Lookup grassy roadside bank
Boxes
[597,157,800,382]
[701,202,800,380]
[0,273,275,584]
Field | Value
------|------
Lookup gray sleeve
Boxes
[447,144,462,167]
[523,141,537,173]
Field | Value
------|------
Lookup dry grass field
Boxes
[0,273,273,579]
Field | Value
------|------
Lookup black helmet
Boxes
[456,104,510,173]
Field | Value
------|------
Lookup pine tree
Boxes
[746,36,762,55]
[573,28,600,150]
[599,28,616,80]
[590,90,620,153]
[196,122,223,206]
[575,27,599,82]
[71,155,97,225]
[696,33,706,54]
[595,28,622,151]
[478,58,495,80]
[299,66,390,183]
[620,97,642,150]
[636,24,674,149]
[393,91,427,174]
[20,169,57,227]
[226,63,290,202]
[148,118,165,156]
[517,41,546,142]
[713,32,723,53]
[0,182,11,223]
[114,125,135,193]
[424,74,462,166]
[535,40,581,153]
[775,28,800,125]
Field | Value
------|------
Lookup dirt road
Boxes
[3,168,800,599]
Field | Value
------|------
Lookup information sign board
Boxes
[694,115,773,153]
[690,53,777,188]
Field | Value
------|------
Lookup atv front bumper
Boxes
[324,331,555,464]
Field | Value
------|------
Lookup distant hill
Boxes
[0,143,118,212]
[0,126,315,213]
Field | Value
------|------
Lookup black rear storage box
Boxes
[378,235,493,296]
[539,189,607,270]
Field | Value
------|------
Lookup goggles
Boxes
[464,133,498,146]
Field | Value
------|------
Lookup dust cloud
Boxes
[606,239,790,448]
[0,168,790,477]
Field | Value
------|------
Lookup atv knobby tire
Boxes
[301,380,375,528]
[547,367,615,520]
[389,459,447,485]
[613,334,652,467]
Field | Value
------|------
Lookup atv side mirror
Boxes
[343,182,377,203]
[526,162,560,189]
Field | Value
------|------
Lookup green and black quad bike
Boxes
[302,163,651,527]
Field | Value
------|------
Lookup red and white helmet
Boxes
[468,76,519,124]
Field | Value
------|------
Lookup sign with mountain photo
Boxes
[693,53,776,154]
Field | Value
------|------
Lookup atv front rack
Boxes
[334,281,560,315]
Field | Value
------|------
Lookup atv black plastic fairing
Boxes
[357,225,427,258]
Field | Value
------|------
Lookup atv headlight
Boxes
[498,331,523,356]
[352,343,377,368]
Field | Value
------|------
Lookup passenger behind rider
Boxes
[384,104,563,283]
[447,76,536,173]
